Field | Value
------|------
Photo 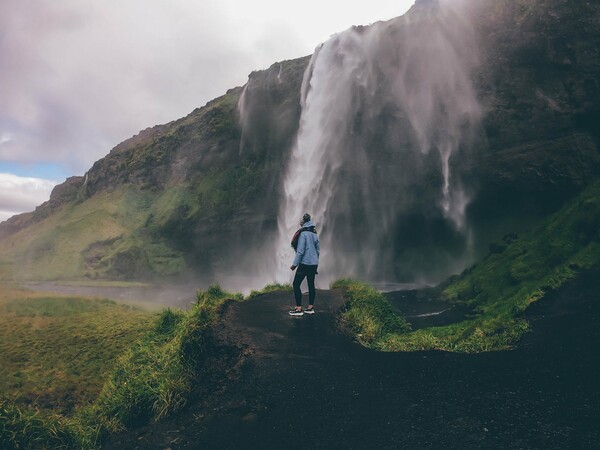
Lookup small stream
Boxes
[385,289,475,329]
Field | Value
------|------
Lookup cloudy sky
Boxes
[0,0,415,222]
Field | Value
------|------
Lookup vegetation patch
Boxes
[47,280,151,288]
[85,285,237,431]
[0,185,188,281]
[333,279,410,348]
[0,400,97,450]
[0,286,154,412]
[5,296,111,317]
[338,180,600,352]
[0,285,241,448]
[246,283,292,299]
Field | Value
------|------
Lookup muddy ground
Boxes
[104,271,600,449]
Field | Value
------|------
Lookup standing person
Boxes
[289,213,320,316]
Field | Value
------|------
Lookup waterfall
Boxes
[276,0,482,286]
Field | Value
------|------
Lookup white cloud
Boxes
[0,1,414,167]
[0,133,14,145]
[0,0,414,217]
[0,210,18,223]
[0,173,58,222]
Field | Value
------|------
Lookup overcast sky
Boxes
[0,0,415,222]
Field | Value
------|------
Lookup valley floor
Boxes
[104,272,600,449]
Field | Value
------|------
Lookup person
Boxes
[289,213,320,316]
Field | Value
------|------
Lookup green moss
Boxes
[0,183,191,281]
[186,162,276,220]
[201,94,240,138]
[151,186,189,228]
[444,180,600,311]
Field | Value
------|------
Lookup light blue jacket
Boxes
[293,221,320,267]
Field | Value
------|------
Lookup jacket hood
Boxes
[303,220,315,228]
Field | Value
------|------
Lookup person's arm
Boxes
[291,232,306,269]
[316,235,320,258]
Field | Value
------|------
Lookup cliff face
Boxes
[0,58,309,281]
[477,0,600,151]
[0,0,599,284]
[466,0,600,245]
[474,0,600,192]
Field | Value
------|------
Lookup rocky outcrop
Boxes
[480,133,600,195]
[464,0,600,236]
[0,176,85,240]
[0,212,35,241]
[476,0,600,152]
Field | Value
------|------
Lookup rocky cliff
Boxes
[0,0,598,285]
[470,0,600,227]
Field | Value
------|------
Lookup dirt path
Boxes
[104,279,600,449]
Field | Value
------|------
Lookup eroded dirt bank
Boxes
[104,278,600,449]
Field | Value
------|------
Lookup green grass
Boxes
[47,280,151,288]
[0,400,97,450]
[246,283,292,299]
[0,284,242,448]
[0,187,141,281]
[86,285,237,430]
[333,279,410,347]
[338,180,600,353]
[0,185,188,281]
[0,286,155,413]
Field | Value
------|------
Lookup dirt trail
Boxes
[105,280,600,449]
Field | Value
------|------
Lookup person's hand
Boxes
[290,265,296,271]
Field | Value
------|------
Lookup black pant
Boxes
[293,265,317,307]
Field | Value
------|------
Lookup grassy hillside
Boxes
[0,157,280,282]
[0,58,308,283]
[0,185,187,281]
[0,95,289,282]
[339,179,600,352]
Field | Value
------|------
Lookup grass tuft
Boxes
[335,279,410,348]
[0,399,98,449]
[247,283,292,299]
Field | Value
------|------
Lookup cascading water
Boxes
[276,0,482,286]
